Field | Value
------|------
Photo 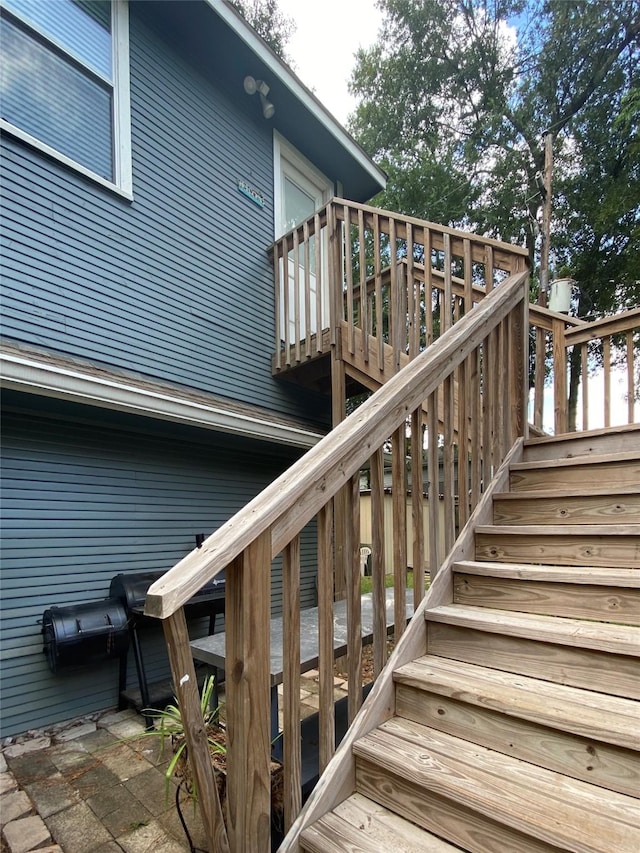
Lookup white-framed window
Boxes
[0,0,132,198]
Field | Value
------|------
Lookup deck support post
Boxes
[225,530,272,852]
[162,609,229,853]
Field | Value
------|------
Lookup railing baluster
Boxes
[344,205,355,356]
[627,332,635,424]
[303,220,311,359]
[443,375,455,553]
[581,342,589,431]
[458,357,469,528]
[604,335,611,428]
[317,502,335,773]
[534,326,545,430]
[346,473,362,724]
[328,203,339,347]
[392,426,407,642]
[425,228,433,347]
[373,213,384,368]
[282,536,301,831]
[485,244,494,292]
[370,447,386,677]
[292,227,301,364]
[274,240,283,371]
[471,344,482,505]
[359,208,369,363]
[411,408,425,607]
[427,389,440,574]
[389,217,401,371]
[315,212,323,353]
[443,232,453,332]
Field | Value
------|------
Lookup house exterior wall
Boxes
[0,401,318,737]
[0,3,330,736]
[0,2,330,426]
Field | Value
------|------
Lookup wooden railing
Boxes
[271,198,529,373]
[145,267,530,852]
[529,305,640,434]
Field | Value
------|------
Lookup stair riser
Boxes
[523,428,640,462]
[493,494,640,525]
[395,685,640,798]
[475,533,640,568]
[355,760,560,853]
[453,575,640,624]
[510,460,640,492]
[427,622,640,699]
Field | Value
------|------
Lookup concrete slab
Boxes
[117,818,186,853]
[3,814,51,853]
[98,709,139,728]
[46,743,91,773]
[24,775,80,818]
[74,728,118,754]
[3,737,51,759]
[106,718,147,740]
[56,722,97,743]
[157,794,207,851]
[0,790,32,826]
[0,772,18,795]
[65,761,121,799]
[124,766,177,817]
[45,802,112,853]
[6,751,58,786]
[99,743,154,782]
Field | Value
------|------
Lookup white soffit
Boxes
[0,350,324,449]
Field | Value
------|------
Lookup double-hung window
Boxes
[0,0,132,196]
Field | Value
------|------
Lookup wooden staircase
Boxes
[298,429,640,853]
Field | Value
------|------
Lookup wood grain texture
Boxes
[492,492,640,525]
[163,610,229,853]
[394,655,640,750]
[225,530,272,853]
[394,687,640,797]
[522,423,640,462]
[453,560,640,587]
[300,794,463,853]
[283,536,302,830]
[475,528,640,568]
[453,574,640,624]
[146,271,528,619]
[510,452,640,492]
[355,721,640,852]
[426,622,640,698]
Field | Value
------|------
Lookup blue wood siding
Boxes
[0,4,329,427]
[0,403,318,737]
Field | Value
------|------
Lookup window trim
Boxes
[0,0,133,199]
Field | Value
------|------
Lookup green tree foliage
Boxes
[231,0,295,60]
[350,0,640,313]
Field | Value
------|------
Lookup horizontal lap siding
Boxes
[0,8,329,427]
[0,409,317,736]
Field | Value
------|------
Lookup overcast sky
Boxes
[276,0,383,125]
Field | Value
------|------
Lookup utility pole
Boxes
[539,131,553,307]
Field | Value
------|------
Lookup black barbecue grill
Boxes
[109,569,226,720]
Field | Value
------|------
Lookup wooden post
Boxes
[540,132,553,307]
[317,503,335,772]
[331,350,347,601]
[553,319,567,434]
[370,447,386,677]
[225,530,272,853]
[392,426,407,643]
[163,609,229,853]
[346,473,362,724]
[282,537,301,831]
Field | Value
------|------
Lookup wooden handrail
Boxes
[146,269,528,618]
[529,305,639,434]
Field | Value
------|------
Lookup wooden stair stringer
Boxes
[279,438,525,852]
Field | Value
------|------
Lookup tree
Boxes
[350,0,639,427]
[350,0,640,289]
[231,0,295,60]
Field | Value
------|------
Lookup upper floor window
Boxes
[0,0,132,197]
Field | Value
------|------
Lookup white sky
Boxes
[276,0,383,125]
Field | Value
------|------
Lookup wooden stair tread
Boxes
[453,560,640,586]
[494,485,640,499]
[355,720,640,852]
[511,450,640,471]
[425,604,640,655]
[301,793,463,853]
[476,523,640,535]
[394,655,640,749]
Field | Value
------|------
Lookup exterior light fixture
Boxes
[243,75,275,119]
